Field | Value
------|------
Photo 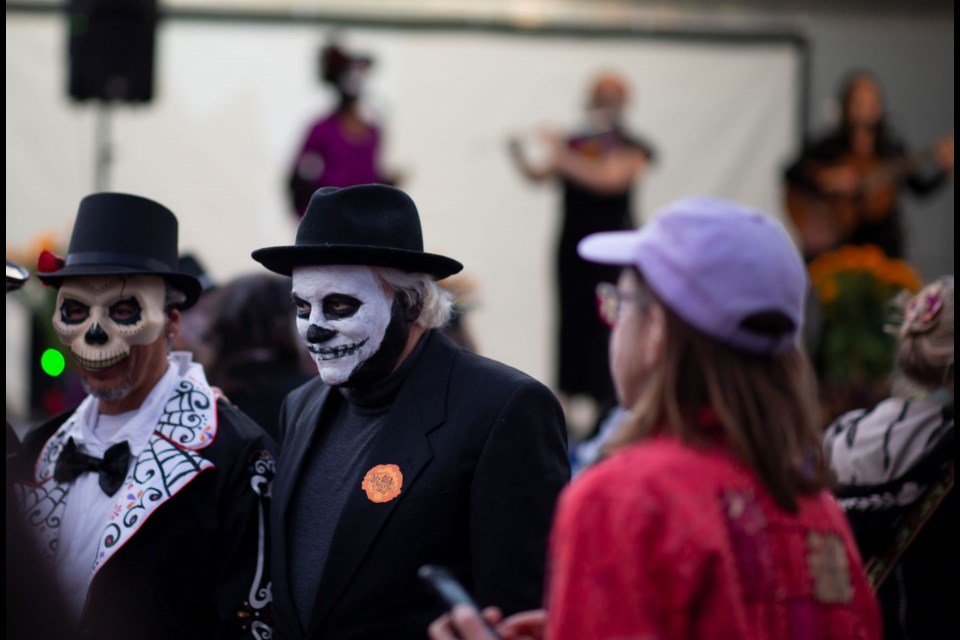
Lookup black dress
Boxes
[556,127,655,407]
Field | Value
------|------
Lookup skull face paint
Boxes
[292,265,393,386]
[53,276,167,371]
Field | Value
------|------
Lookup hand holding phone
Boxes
[419,564,501,639]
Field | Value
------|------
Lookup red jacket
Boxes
[546,434,881,640]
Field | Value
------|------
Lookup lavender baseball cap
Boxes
[578,197,807,356]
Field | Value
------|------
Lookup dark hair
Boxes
[207,274,303,394]
[837,70,896,152]
[320,43,351,86]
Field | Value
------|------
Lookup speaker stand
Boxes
[94,102,113,191]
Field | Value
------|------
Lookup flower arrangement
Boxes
[807,244,922,388]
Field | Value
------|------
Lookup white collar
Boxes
[67,362,178,458]
[40,351,218,479]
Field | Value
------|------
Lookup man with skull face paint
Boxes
[13,194,276,640]
[253,184,570,639]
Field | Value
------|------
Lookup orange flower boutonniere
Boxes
[362,464,403,503]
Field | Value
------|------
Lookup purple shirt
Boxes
[291,113,384,217]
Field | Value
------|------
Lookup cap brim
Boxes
[577,230,641,266]
[251,244,464,281]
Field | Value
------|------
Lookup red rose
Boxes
[37,250,66,276]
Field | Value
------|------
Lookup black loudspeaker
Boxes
[68,0,158,103]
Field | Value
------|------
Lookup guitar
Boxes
[786,136,952,258]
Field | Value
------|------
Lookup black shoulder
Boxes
[12,411,75,482]
[279,375,327,418]
[877,128,908,157]
[214,399,278,455]
[450,347,557,405]
[19,411,73,455]
[623,132,657,162]
[805,130,848,159]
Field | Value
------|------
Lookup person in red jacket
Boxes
[431,197,881,640]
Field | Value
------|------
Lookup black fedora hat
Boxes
[36,193,202,309]
[252,184,463,279]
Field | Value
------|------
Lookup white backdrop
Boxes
[6,16,801,387]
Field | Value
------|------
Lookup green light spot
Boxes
[41,349,66,377]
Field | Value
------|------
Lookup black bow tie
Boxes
[54,438,131,497]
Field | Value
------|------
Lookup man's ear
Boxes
[165,308,182,339]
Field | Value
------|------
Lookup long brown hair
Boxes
[607,278,831,512]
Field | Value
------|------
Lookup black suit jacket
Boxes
[15,401,276,640]
[272,330,569,639]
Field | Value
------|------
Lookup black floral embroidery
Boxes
[157,379,213,445]
[249,449,276,497]
[17,482,69,561]
[92,436,213,573]
[37,433,68,480]
[239,448,275,640]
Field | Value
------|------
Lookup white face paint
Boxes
[291,265,393,386]
[339,64,367,98]
[53,276,166,370]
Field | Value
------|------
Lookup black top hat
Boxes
[178,253,216,293]
[36,193,202,309]
[321,43,373,85]
[252,184,463,279]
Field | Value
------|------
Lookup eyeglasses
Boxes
[595,282,650,328]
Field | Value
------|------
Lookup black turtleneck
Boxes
[337,333,426,415]
[288,332,430,628]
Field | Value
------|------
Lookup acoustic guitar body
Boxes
[785,183,859,258]
[785,135,946,258]
[837,154,898,223]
